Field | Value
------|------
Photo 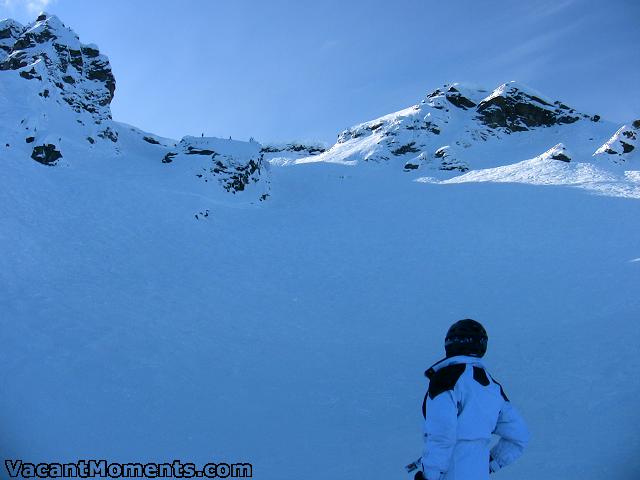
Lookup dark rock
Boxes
[621,142,634,154]
[551,152,571,162]
[69,49,83,71]
[81,46,99,58]
[0,51,28,70]
[186,147,216,156]
[0,26,20,40]
[97,127,118,142]
[19,67,41,80]
[259,145,279,153]
[307,146,325,154]
[445,86,476,110]
[476,87,580,132]
[288,144,307,152]
[440,161,469,172]
[162,152,177,163]
[403,163,419,171]
[1,16,116,122]
[36,14,48,22]
[223,159,261,193]
[143,136,160,145]
[85,55,115,99]
[31,144,62,165]
[434,147,447,158]
[25,136,35,143]
[391,142,420,156]
[87,137,95,144]
[592,115,600,122]
[446,93,476,109]
[632,119,640,129]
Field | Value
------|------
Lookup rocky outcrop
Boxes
[261,143,325,155]
[539,143,572,163]
[475,83,588,132]
[593,121,638,164]
[314,81,604,173]
[444,85,477,110]
[433,146,469,172]
[0,13,115,123]
[31,143,62,165]
[0,19,24,61]
[391,141,420,156]
[166,137,267,195]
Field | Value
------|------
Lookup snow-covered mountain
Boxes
[301,82,638,197]
[2,13,638,201]
[0,13,275,203]
[1,12,639,480]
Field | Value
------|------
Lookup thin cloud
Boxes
[1,0,56,15]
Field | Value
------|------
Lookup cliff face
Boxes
[0,13,115,123]
[0,13,269,203]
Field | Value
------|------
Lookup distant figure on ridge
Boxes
[410,319,529,480]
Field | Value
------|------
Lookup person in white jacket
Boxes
[415,319,529,480]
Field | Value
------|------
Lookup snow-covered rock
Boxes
[475,81,592,132]
[1,13,638,202]
[593,120,638,164]
[0,12,115,122]
[299,81,608,175]
[164,136,269,197]
[540,143,572,163]
[293,81,639,197]
[0,18,24,61]
[261,142,326,166]
[0,13,270,203]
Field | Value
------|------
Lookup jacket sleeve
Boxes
[489,401,529,471]
[421,389,457,480]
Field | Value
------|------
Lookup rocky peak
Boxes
[0,12,115,123]
[475,81,594,132]
[593,121,638,164]
[0,19,25,60]
[425,82,488,110]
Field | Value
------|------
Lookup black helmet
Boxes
[445,319,488,358]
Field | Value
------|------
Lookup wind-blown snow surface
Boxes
[1,154,639,479]
[1,12,640,480]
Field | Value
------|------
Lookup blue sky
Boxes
[2,0,639,144]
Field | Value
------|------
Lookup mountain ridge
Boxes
[0,12,638,200]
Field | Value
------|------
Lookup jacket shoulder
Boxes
[489,374,510,402]
[427,363,466,400]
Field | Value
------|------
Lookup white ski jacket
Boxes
[420,356,529,480]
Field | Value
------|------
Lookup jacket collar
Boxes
[424,355,485,379]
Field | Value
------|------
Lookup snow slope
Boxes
[1,12,640,480]
[1,158,639,480]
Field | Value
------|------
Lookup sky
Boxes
[1,0,639,144]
